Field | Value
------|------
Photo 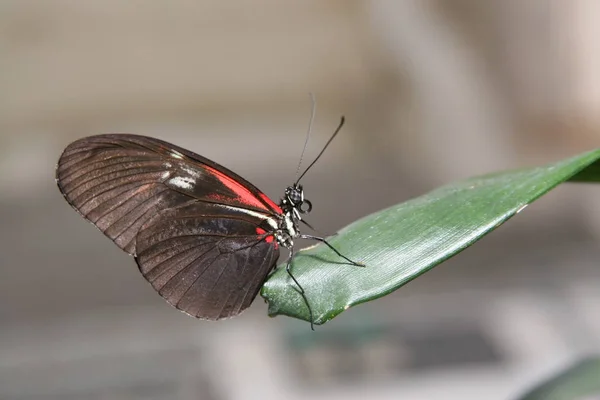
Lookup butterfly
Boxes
[56,116,361,329]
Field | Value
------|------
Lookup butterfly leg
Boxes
[299,234,365,267]
[285,248,315,331]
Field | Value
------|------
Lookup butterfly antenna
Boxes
[294,93,317,182]
[296,116,345,185]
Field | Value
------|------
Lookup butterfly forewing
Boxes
[56,134,281,319]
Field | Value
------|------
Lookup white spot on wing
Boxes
[161,171,171,180]
[168,176,195,190]
[170,150,184,159]
[181,165,201,178]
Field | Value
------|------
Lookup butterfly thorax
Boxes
[275,183,311,249]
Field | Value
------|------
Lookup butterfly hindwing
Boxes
[135,202,279,319]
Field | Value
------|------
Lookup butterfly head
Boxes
[282,183,312,215]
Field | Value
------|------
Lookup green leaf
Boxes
[261,149,600,325]
[516,358,600,400]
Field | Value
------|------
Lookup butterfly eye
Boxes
[299,199,312,214]
[288,189,302,205]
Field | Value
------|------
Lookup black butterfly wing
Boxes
[56,134,281,319]
[135,202,280,319]
[56,134,282,254]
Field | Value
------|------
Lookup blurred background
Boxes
[1,1,600,399]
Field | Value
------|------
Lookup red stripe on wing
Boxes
[259,192,282,214]
[204,165,282,214]
[255,227,276,244]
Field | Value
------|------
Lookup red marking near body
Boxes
[205,165,269,211]
[255,227,275,244]
[259,192,282,214]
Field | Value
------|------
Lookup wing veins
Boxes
[88,183,158,222]
[216,248,251,318]
[76,181,158,210]
[235,243,275,316]
[59,155,160,182]
[160,247,219,295]
[145,239,220,279]
[159,213,273,229]
[104,186,169,237]
[175,252,224,310]
[141,236,204,265]
[62,161,166,190]
[68,168,168,199]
